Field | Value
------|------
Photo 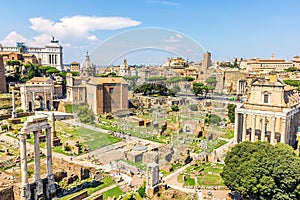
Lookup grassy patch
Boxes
[77,127,122,151]
[220,130,234,139]
[119,160,147,171]
[59,176,115,200]
[102,186,124,199]
[86,176,115,195]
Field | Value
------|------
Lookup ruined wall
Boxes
[0,186,15,200]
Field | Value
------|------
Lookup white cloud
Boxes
[29,16,141,39]
[1,31,28,46]
[1,15,141,47]
[86,35,98,41]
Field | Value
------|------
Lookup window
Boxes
[263,93,269,103]
[109,88,114,94]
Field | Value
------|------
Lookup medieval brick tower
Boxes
[0,55,6,93]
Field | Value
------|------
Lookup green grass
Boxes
[220,130,234,139]
[59,176,115,200]
[197,163,224,186]
[86,176,115,194]
[120,160,147,171]
[77,127,122,151]
[178,162,224,187]
[102,187,124,199]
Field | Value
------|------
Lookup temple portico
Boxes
[19,116,56,200]
[234,76,300,148]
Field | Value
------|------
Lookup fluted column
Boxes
[280,118,286,144]
[270,117,276,145]
[261,116,266,141]
[20,130,30,200]
[242,113,247,141]
[251,114,256,142]
[33,131,43,199]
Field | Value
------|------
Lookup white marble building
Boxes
[0,36,63,70]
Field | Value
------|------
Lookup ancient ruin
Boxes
[19,115,56,200]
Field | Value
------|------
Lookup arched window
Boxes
[263,92,270,104]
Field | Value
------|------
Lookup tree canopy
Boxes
[192,82,208,96]
[221,141,300,199]
[227,103,236,123]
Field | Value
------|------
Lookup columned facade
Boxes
[20,116,56,200]
[234,109,297,145]
[234,76,300,148]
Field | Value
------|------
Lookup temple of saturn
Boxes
[19,115,56,200]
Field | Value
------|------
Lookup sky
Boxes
[0,0,299,65]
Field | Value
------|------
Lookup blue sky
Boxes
[0,0,299,65]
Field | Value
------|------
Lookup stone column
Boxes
[43,92,47,111]
[33,131,43,199]
[270,117,276,145]
[242,113,247,141]
[261,116,266,141]
[234,112,239,143]
[280,118,286,144]
[32,92,35,112]
[20,129,30,200]
[50,89,53,110]
[46,127,56,199]
[251,114,256,142]
[12,89,16,119]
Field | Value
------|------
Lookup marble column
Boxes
[32,92,35,112]
[20,130,30,200]
[270,117,276,145]
[280,118,286,144]
[251,114,256,142]
[33,131,43,199]
[242,113,247,141]
[234,112,239,143]
[261,116,266,141]
[46,127,56,199]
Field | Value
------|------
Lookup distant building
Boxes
[79,52,96,78]
[70,61,80,72]
[119,58,130,76]
[0,55,6,92]
[234,75,300,149]
[66,53,129,115]
[239,55,298,71]
[86,77,128,114]
[201,51,212,70]
[0,36,63,70]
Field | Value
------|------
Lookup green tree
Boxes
[192,82,204,96]
[171,104,179,112]
[183,76,195,82]
[147,76,167,82]
[227,104,236,123]
[123,75,140,91]
[168,85,180,96]
[221,141,300,199]
[75,103,95,124]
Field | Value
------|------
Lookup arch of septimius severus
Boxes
[20,115,56,200]
[20,77,54,112]
[234,76,300,149]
